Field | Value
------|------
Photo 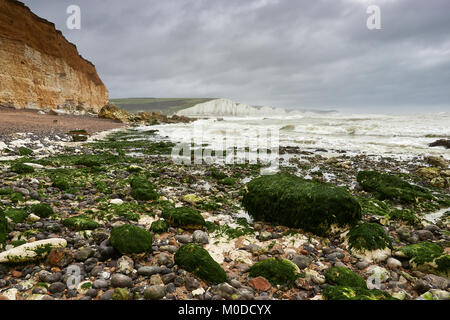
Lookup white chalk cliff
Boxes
[176,98,286,117]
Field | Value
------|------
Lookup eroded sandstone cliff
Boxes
[0,0,108,113]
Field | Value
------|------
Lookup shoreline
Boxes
[0,106,127,138]
[0,125,448,301]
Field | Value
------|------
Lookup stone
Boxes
[211,283,236,299]
[100,290,114,300]
[38,270,62,283]
[416,230,434,241]
[110,199,124,205]
[156,253,173,266]
[366,266,390,283]
[161,273,177,284]
[413,279,432,294]
[248,277,271,291]
[110,274,133,288]
[192,288,205,297]
[137,266,161,276]
[423,274,449,290]
[144,285,166,300]
[117,255,134,274]
[425,156,449,168]
[75,247,94,261]
[112,288,131,300]
[258,231,272,241]
[0,238,67,263]
[192,230,209,244]
[150,274,164,286]
[175,234,192,244]
[304,269,325,285]
[386,257,402,270]
[48,282,66,294]
[85,288,98,298]
[291,255,311,269]
[183,194,203,204]
[93,279,109,289]
[185,277,200,291]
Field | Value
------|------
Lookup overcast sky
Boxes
[21,0,450,113]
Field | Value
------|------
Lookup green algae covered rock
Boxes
[11,163,35,174]
[435,255,450,277]
[129,176,159,201]
[162,207,205,230]
[109,224,153,254]
[325,267,367,288]
[62,215,100,231]
[248,257,299,285]
[30,203,54,218]
[0,208,7,246]
[18,147,33,156]
[399,242,443,265]
[5,208,29,223]
[51,176,70,191]
[242,173,361,236]
[131,188,159,201]
[397,242,448,276]
[149,219,169,234]
[348,223,392,252]
[112,288,131,300]
[323,285,396,300]
[174,244,227,284]
[357,171,432,203]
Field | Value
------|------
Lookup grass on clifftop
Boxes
[110,98,215,115]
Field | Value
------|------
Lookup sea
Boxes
[142,111,450,161]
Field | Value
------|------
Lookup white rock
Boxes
[117,255,135,275]
[0,238,67,263]
[304,269,325,284]
[392,291,407,300]
[138,215,156,229]
[26,294,46,300]
[110,199,124,205]
[367,266,390,283]
[23,163,44,169]
[2,288,18,300]
[387,257,402,269]
[27,213,41,222]
[349,247,391,263]
[192,288,205,296]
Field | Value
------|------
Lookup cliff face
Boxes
[0,0,108,113]
[176,98,287,117]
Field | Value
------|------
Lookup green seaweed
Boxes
[18,147,33,156]
[149,220,169,233]
[0,208,7,246]
[174,244,227,284]
[5,208,29,223]
[347,222,392,252]
[62,215,99,231]
[109,224,153,254]
[325,267,367,288]
[323,285,396,300]
[248,257,299,286]
[357,171,433,203]
[162,207,205,230]
[399,242,443,265]
[29,203,54,218]
[10,163,35,174]
[242,173,361,236]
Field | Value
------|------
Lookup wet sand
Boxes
[0,106,126,137]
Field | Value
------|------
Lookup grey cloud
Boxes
[20,0,450,113]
